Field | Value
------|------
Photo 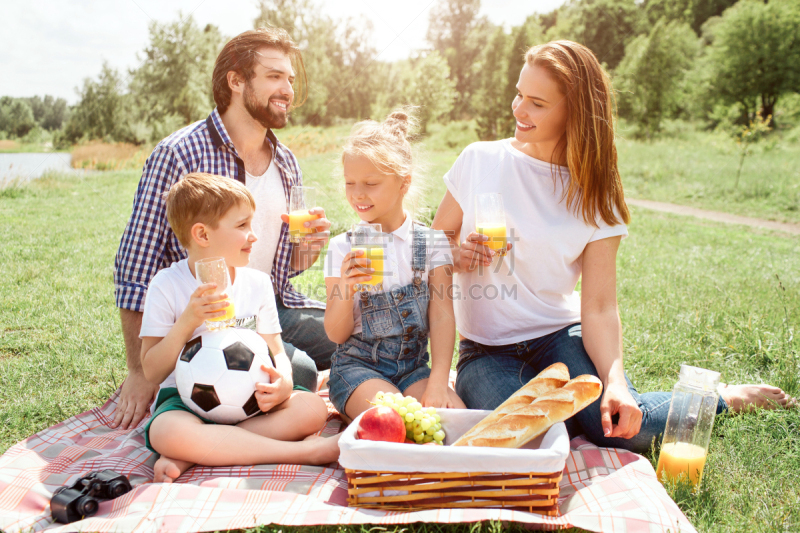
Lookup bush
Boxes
[614,19,699,138]
[424,121,479,152]
[70,141,152,171]
[703,0,800,126]
[0,97,37,138]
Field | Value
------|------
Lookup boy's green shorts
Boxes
[144,384,312,453]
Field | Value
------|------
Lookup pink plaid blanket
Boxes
[0,383,695,533]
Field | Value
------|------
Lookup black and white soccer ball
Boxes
[175,328,273,424]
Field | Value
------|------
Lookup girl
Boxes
[432,40,795,453]
[324,109,465,421]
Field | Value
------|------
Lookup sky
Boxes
[1,0,566,104]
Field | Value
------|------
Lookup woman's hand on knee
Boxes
[600,383,643,440]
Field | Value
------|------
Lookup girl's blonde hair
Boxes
[525,40,630,227]
[342,107,425,210]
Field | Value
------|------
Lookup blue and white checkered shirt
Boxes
[114,108,324,313]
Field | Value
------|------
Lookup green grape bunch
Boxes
[373,392,446,445]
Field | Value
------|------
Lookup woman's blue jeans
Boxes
[455,323,727,454]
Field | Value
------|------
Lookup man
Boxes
[112,28,336,430]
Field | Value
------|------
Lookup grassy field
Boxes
[1,127,799,532]
[617,122,800,224]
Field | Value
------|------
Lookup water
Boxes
[0,152,73,184]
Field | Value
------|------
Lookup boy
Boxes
[141,173,338,483]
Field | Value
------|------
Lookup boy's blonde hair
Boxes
[342,107,425,209]
[166,173,256,247]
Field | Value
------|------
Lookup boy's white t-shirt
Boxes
[140,259,282,411]
[323,214,453,335]
[246,160,286,282]
[443,139,628,345]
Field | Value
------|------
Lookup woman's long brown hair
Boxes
[525,40,630,227]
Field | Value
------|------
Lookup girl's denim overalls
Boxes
[328,224,432,414]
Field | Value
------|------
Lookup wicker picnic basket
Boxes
[339,409,569,515]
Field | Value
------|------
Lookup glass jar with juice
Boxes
[656,365,721,487]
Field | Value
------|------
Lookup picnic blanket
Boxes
[0,376,695,533]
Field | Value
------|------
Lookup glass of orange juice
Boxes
[288,186,318,243]
[475,192,508,257]
[194,257,236,330]
[350,223,386,292]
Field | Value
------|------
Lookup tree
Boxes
[544,0,643,70]
[255,0,378,125]
[405,51,457,133]
[24,95,69,131]
[643,0,738,35]
[129,15,223,127]
[254,0,311,39]
[426,0,488,119]
[473,27,509,140]
[704,0,800,126]
[501,17,546,138]
[256,0,329,124]
[0,97,36,138]
[614,19,699,136]
[62,63,126,143]
[369,60,414,120]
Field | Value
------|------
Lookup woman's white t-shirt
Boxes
[140,259,282,411]
[246,160,286,283]
[323,214,453,335]
[443,139,628,345]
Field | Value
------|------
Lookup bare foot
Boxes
[306,433,341,465]
[719,383,797,412]
[153,455,193,483]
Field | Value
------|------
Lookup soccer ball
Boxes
[175,328,273,424]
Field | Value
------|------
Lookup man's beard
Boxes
[243,81,290,129]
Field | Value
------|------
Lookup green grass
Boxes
[617,125,800,224]
[1,128,799,532]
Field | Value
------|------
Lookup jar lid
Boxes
[679,364,721,391]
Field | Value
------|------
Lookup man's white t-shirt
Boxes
[443,139,628,345]
[246,160,286,283]
[323,214,453,335]
[140,259,282,411]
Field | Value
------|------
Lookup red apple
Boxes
[357,406,406,443]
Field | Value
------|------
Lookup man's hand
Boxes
[111,369,158,429]
[600,382,643,439]
[280,207,331,247]
[254,365,294,412]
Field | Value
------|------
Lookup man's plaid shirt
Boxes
[114,108,324,313]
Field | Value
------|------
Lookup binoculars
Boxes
[50,470,132,523]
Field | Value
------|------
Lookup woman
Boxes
[432,40,794,453]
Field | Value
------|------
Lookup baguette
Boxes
[462,375,603,448]
[452,363,569,446]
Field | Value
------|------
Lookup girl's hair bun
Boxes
[385,108,416,140]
